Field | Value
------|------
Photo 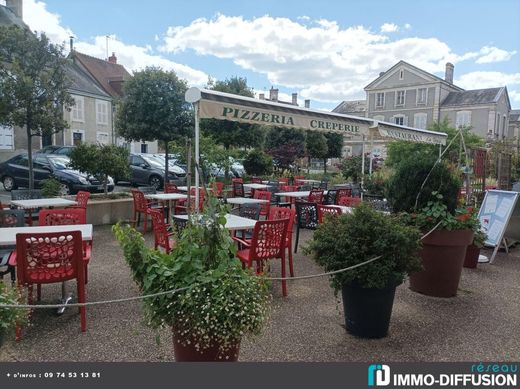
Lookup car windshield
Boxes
[141,155,164,168]
[47,156,71,170]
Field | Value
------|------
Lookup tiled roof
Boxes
[65,61,111,98]
[72,51,131,97]
[332,100,366,114]
[510,109,520,123]
[441,88,503,107]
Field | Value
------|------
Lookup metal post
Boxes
[361,135,365,188]
[369,134,374,176]
[194,102,200,212]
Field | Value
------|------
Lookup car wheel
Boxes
[59,183,73,196]
[2,176,16,191]
[149,175,163,190]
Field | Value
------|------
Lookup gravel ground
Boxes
[1,226,519,362]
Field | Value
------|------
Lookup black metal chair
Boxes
[323,189,337,205]
[172,216,188,237]
[232,182,245,197]
[0,209,25,282]
[237,204,261,240]
[11,189,42,226]
[294,201,318,253]
[319,180,329,190]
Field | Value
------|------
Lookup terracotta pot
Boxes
[463,244,480,269]
[172,329,240,362]
[410,229,473,297]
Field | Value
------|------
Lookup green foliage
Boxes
[363,170,387,196]
[306,131,328,160]
[41,177,63,197]
[386,159,461,213]
[0,283,28,337]
[0,25,74,189]
[307,204,421,290]
[265,127,306,171]
[113,195,270,353]
[69,144,129,195]
[339,156,365,183]
[324,133,343,159]
[243,149,273,176]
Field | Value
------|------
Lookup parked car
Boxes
[119,153,186,190]
[152,153,188,171]
[50,146,75,157]
[38,145,63,154]
[0,153,114,194]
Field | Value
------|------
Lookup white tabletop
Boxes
[145,193,187,201]
[243,183,271,190]
[0,224,93,246]
[174,213,257,231]
[10,198,77,209]
[226,197,269,205]
[176,186,205,192]
[274,190,327,198]
[328,205,352,214]
[298,179,321,184]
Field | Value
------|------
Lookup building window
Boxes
[96,100,109,125]
[373,115,385,123]
[455,111,471,128]
[141,143,148,153]
[414,113,427,129]
[72,130,85,146]
[395,90,405,106]
[399,69,404,80]
[71,95,84,122]
[417,88,427,105]
[96,132,109,145]
[393,115,407,126]
[376,92,385,108]
[502,115,507,137]
[0,125,14,150]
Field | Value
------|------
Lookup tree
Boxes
[305,131,328,173]
[324,132,344,173]
[265,127,306,172]
[69,144,130,195]
[243,149,273,176]
[202,76,264,150]
[0,25,74,189]
[116,67,192,183]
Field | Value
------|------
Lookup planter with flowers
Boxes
[464,225,487,269]
[307,204,421,338]
[113,195,270,361]
[406,192,475,297]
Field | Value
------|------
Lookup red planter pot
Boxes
[172,330,240,362]
[410,229,473,298]
[463,244,480,269]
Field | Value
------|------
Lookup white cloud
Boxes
[475,46,516,64]
[23,0,208,85]
[509,90,520,104]
[404,23,412,30]
[455,71,520,89]
[380,23,399,33]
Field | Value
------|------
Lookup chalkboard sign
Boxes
[478,190,520,263]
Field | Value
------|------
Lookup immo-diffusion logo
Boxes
[368,364,391,386]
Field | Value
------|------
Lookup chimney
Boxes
[69,36,74,53]
[269,87,278,102]
[292,93,298,105]
[445,62,454,84]
[6,0,23,20]
[304,99,310,108]
[259,93,265,100]
[108,52,117,64]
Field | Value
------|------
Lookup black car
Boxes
[0,153,114,194]
[119,154,186,190]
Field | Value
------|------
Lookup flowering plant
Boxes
[113,194,270,357]
[0,283,28,340]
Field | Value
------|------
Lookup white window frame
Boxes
[416,88,427,105]
[393,114,407,126]
[395,90,405,107]
[0,125,14,150]
[71,95,85,122]
[456,111,471,129]
[71,129,85,146]
[375,92,385,109]
[96,99,109,125]
[413,113,427,130]
[96,131,110,145]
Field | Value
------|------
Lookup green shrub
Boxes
[243,149,273,176]
[0,283,28,339]
[307,204,421,291]
[386,159,461,213]
[40,177,63,197]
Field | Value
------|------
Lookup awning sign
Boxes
[378,125,446,145]
[199,100,370,135]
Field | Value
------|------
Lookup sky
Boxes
[12,0,520,110]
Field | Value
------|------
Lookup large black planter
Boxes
[341,281,398,338]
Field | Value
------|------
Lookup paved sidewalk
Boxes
[1,226,519,362]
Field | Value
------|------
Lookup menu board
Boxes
[477,190,519,262]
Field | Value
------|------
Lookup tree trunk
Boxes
[104,173,108,196]
[308,156,311,174]
[323,158,327,174]
[164,140,169,187]
[27,121,34,190]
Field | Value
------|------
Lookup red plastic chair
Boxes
[69,191,90,209]
[131,189,153,233]
[278,178,289,186]
[232,178,244,184]
[337,196,362,207]
[16,230,87,339]
[269,206,296,277]
[317,204,342,223]
[149,209,175,254]
[308,189,324,204]
[335,188,353,205]
[175,188,204,214]
[236,218,290,296]
[293,175,305,187]
[253,190,272,217]
[212,182,225,198]
[251,177,262,184]
[164,183,178,193]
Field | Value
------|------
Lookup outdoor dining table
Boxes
[176,186,207,192]
[145,193,187,223]
[10,197,77,209]
[0,224,93,314]
[226,197,269,206]
[274,190,328,199]
[243,183,271,190]
[174,213,257,231]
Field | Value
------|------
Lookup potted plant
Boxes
[0,283,27,348]
[307,204,421,338]
[113,195,270,361]
[406,192,475,297]
[464,215,487,268]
